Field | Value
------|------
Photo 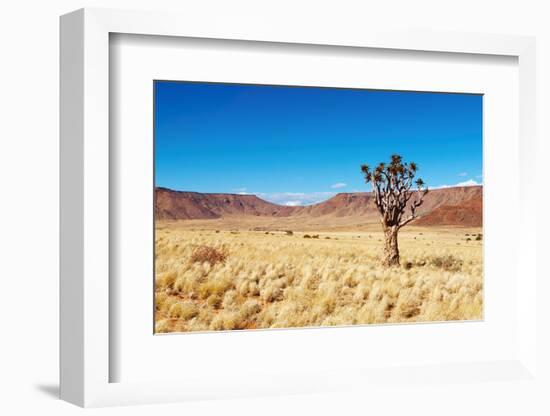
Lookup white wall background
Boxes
[0,1,548,415]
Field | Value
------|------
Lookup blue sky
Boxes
[155,81,482,206]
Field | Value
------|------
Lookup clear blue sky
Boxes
[155,81,482,206]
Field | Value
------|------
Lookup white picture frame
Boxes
[60,7,538,408]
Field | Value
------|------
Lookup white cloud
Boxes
[257,191,335,206]
[330,182,347,189]
[232,187,249,195]
[456,179,479,187]
[458,172,468,177]
[434,179,481,189]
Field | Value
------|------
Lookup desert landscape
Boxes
[154,185,483,333]
[153,81,483,333]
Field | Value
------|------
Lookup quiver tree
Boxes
[361,155,429,267]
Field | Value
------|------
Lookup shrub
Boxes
[476,234,482,241]
[155,319,172,333]
[285,230,294,236]
[261,285,284,302]
[241,299,262,317]
[466,238,471,242]
[168,301,199,320]
[189,245,228,266]
[206,294,222,308]
[198,278,233,299]
[399,300,421,319]
[312,235,319,239]
[209,313,240,330]
[429,255,463,272]
[157,270,177,289]
[303,234,311,239]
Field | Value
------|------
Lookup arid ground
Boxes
[155,216,483,333]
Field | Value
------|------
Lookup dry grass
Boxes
[155,221,483,333]
[189,245,228,266]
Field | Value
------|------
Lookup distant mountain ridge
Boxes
[155,186,482,227]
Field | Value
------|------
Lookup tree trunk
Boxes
[382,226,400,267]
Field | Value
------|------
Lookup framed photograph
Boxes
[60,8,539,408]
[153,81,483,334]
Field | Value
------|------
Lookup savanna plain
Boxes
[155,219,483,333]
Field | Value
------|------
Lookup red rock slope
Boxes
[155,186,482,226]
[412,191,482,227]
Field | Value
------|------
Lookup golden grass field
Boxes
[155,220,483,333]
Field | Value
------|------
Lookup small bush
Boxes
[241,299,262,317]
[429,255,463,272]
[399,300,421,319]
[209,313,240,330]
[155,319,172,333]
[285,230,294,236]
[303,234,311,239]
[261,285,284,302]
[466,238,471,242]
[198,278,233,299]
[312,235,319,239]
[190,245,228,266]
[206,294,222,308]
[168,301,199,320]
[475,234,482,241]
[404,261,413,270]
[215,230,220,233]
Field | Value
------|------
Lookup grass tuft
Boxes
[428,254,463,272]
[189,245,228,266]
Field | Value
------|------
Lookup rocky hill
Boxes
[155,186,482,227]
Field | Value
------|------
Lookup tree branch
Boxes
[398,187,428,228]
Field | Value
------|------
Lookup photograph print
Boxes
[154,81,483,333]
